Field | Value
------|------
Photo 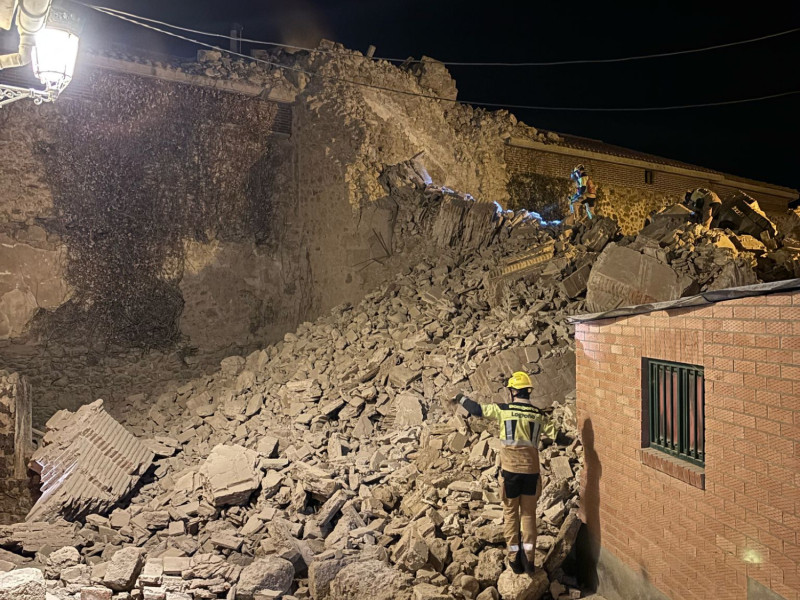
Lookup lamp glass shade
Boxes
[32,27,79,90]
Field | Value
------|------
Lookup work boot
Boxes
[523,552,536,575]
[508,552,524,574]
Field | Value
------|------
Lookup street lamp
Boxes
[0,0,82,108]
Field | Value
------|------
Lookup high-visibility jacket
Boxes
[460,398,556,474]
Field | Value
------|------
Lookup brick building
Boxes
[506,134,798,234]
[571,280,800,600]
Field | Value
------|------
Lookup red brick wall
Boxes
[575,291,800,600]
[505,145,790,213]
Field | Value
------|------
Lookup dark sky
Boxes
[9,0,800,189]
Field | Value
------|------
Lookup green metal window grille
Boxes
[646,359,705,467]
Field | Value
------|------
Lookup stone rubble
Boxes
[2,158,795,600]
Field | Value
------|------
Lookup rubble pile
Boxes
[2,167,797,600]
[0,184,597,600]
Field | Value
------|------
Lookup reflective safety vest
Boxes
[481,402,556,474]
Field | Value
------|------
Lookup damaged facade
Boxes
[0,37,798,600]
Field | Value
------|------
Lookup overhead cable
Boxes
[77,2,800,67]
[79,3,800,112]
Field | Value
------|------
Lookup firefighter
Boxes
[453,372,556,574]
[569,164,597,220]
[684,187,722,228]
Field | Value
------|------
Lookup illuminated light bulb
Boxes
[32,27,80,90]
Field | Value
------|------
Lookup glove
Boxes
[454,392,465,404]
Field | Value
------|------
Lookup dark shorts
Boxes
[584,197,596,208]
[501,471,540,498]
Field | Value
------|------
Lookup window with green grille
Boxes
[644,359,705,467]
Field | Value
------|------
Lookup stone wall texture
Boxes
[575,292,800,600]
[505,144,792,235]
[1,47,795,428]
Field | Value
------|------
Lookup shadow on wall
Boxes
[576,417,602,590]
[34,70,281,350]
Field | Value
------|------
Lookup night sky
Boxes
[8,0,800,189]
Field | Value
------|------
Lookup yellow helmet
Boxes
[507,371,533,390]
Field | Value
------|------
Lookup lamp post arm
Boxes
[0,82,55,107]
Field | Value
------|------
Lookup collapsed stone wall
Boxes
[3,41,794,428]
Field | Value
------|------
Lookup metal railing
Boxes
[646,359,705,466]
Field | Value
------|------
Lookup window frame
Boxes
[643,358,705,467]
[644,169,655,184]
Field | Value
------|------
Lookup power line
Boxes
[77,2,800,67]
[79,3,800,112]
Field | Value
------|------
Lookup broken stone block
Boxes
[162,557,191,576]
[0,567,45,599]
[475,523,505,545]
[256,436,279,458]
[103,547,143,592]
[81,587,112,600]
[426,537,450,573]
[706,259,758,291]
[45,545,80,578]
[549,580,566,598]
[585,243,695,313]
[388,366,422,389]
[542,502,566,527]
[316,490,349,528]
[560,264,592,299]
[199,444,260,507]
[549,457,573,480]
[351,413,374,439]
[220,356,246,376]
[61,564,90,585]
[476,587,499,600]
[413,583,450,600]
[543,512,581,574]
[0,521,79,554]
[392,526,429,571]
[27,400,154,522]
[474,548,505,588]
[236,557,294,599]
[454,574,480,600]
[294,462,339,500]
[307,555,359,600]
[497,568,548,600]
[139,559,163,586]
[211,533,243,551]
[447,432,468,453]
[394,393,424,428]
[328,560,411,600]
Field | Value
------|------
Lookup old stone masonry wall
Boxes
[0,68,309,423]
